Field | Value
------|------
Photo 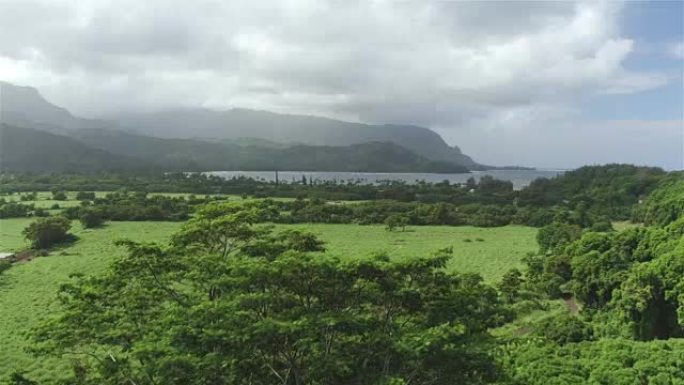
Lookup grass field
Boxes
[280,223,536,281]
[612,221,642,232]
[0,219,183,382]
[0,218,537,381]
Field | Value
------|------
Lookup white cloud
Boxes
[668,41,684,59]
[0,0,678,168]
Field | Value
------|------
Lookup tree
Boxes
[79,208,105,228]
[76,191,96,201]
[32,207,506,385]
[22,216,72,249]
[498,268,523,303]
[51,190,67,201]
[384,214,408,232]
[536,222,582,253]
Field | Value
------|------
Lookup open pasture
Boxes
[0,218,537,381]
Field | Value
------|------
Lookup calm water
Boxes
[206,169,565,189]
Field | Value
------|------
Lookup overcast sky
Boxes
[0,0,682,169]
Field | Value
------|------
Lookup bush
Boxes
[384,214,408,231]
[0,202,31,218]
[33,208,49,217]
[76,191,96,201]
[535,314,594,345]
[79,209,105,229]
[23,216,72,249]
[52,191,68,201]
[537,222,582,253]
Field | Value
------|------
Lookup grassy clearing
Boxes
[0,219,537,381]
[0,220,182,382]
[612,221,641,231]
[0,218,33,251]
[275,224,536,282]
[491,299,569,338]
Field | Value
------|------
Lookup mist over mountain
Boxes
[73,129,466,173]
[114,108,481,169]
[0,81,108,132]
[0,82,472,173]
[0,82,484,171]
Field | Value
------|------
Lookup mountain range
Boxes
[0,81,487,173]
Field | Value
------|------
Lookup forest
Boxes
[0,164,682,384]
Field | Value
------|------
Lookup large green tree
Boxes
[31,207,506,385]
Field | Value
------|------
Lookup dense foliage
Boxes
[634,172,684,226]
[500,338,684,385]
[0,201,32,218]
[1,165,668,228]
[30,207,508,384]
[22,216,72,249]
[518,164,666,220]
[500,177,684,384]
[2,165,681,384]
[63,192,192,222]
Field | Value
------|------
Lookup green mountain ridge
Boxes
[0,124,144,172]
[74,129,467,173]
[0,81,485,170]
[115,108,482,169]
[0,124,467,173]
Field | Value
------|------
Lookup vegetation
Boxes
[32,239,505,384]
[0,165,681,383]
[0,201,32,218]
[22,216,72,249]
[78,208,105,228]
[63,192,192,222]
[1,124,467,173]
[0,220,535,382]
[498,177,684,384]
[635,172,684,226]
[0,124,144,172]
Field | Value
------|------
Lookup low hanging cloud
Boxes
[0,0,680,168]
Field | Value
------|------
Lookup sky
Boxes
[0,0,682,170]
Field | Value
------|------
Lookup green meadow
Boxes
[0,215,537,381]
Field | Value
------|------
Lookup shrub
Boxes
[537,222,582,253]
[52,191,68,201]
[33,208,49,217]
[535,314,594,345]
[76,191,96,201]
[79,209,105,229]
[23,216,72,249]
[0,202,31,218]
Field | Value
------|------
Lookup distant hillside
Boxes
[0,124,466,173]
[115,108,482,169]
[0,124,144,172]
[0,81,108,132]
[74,129,467,173]
[0,82,483,170]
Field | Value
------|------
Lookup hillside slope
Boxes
[0,82,481,170]
[116,108,480,168]
[0,82,108,132]
[74,129,467,173]
[0,124,145,172]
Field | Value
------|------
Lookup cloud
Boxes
[0,0,678,168]
[668,41,684,59]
